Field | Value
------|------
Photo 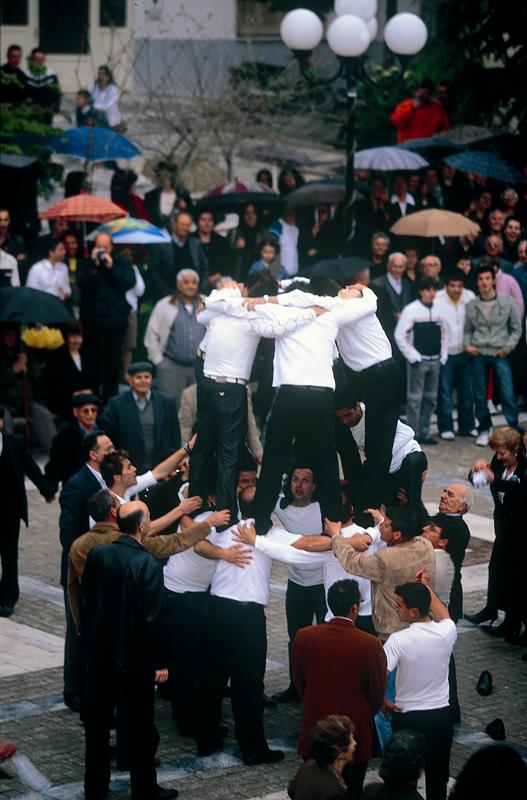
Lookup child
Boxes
[249,234,288,280]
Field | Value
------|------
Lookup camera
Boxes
[97,251,106,266]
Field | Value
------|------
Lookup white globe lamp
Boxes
[280,9,324,51]
[334,0,377,22]
[367,16,378,41]
[383,12,428,55]
[327,14,371,58]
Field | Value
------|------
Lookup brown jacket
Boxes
[67,519,211,632]
[332,535,435,641]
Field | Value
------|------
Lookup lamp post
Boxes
[280,1,428,239]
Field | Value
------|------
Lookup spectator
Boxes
[62,232,81,311]
[487,259,525,317]
[110,169,149,220]
[278,166,304,197]
[389,176,416,227]
[353,178,390,256]
[473,234,514,275]
[404,247,419,283]
[500,188,520,221]
[434,271,476,440]
[256,168,273,189]
[299,204,338,265]
[512,240,527,306]
[449,744,527,800]
[372,253,414,336]
[268,208,300,277]
[362,730,426,800]
[439,163,465,213]
[395,277,448,445]
[0,248,20,287]
[418,254,443,286]
[91,65,122,130]
[191,209,233,287]
[45,393,101,492]
[501,216,523,263]
[46,322,91,419]
[77,232,136,403]
[232,203,265,282]
[144,268,205,406]
[75,89,107,127]
[144,161,181,231]
[454,256,476,292]
[33,217,69,262]
[26,240,70,300]
[0,208,27,266]
[148,210,208,300]
[249,234,287,280]
[23,47,60,124]
[369,232,390,279]
[0,44,27,104]
[464,264,522,446]
[390,78,450,143]
[417,169,441,209]
[288,715,356,800]
[466,189,492,227]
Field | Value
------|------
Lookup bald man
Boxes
[81,501,178,800]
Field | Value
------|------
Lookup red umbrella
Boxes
[206,180,274,196]
[40,194,126,223]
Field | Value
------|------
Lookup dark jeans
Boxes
[255,386,341,534]
[82,324,126,403]
[197,596,269,758]
[285,580,327,681]
[63,587,84,697]
[386,450,428,524]
[342,760,368,798]
[84,668,159,800]
[392,706,453,800]
[164,588,209,730]
[189,378,248,526]
[437,352,475,434]
[0,513,20,608]
[470,354,519,432]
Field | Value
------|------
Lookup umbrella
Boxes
[40,194,126,223]
[433,125,503,146]
[444,152,526,184]
[354,147,429,172]
[0,153,38,168]
[0,287,74,325]
[206,180,274,196]
[286,179,345,207]
[301,257,371,280]
[45,127,142,162]
[195,191,284,214]
[390,209,480,238]
[87,217,171,244]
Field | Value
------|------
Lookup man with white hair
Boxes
[144,268,205,406]
[436,483,472,624]
[372,252,414,334]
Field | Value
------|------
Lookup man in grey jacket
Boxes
[464,263,522,446]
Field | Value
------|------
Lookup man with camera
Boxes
[78,232,135,402]
[390,78,451,144]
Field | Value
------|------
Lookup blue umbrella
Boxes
[444,152,526,184]
[45,127,141,162]
[87,217,171,244]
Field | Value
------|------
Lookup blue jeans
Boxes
[437,352,475,434]
[470,354,519,432]
[375,667,397,750]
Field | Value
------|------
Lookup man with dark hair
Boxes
[363,729,427,798]
[191,208,233,286]
[23,47,60,123]
[501,216,523,264]
[81,501,178,800]
[45,393,101,492]
[385,573,457,800]
[464,264,522,446]
[0,45,27,104]
[292,579,386,797]
[390,78,450,143]
[395,276,448,445]
[148,209,209,300]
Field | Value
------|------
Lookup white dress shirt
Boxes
[390,193,415,216]
[125,264,146,311]
[26,259,71,300]
[278,220,299,276]
[163,511,223,593]
[198,290,261,381]
[91,82,121,126]
[86,464,107,489]
[350,403,422,473]
[387,273,403,295]
[274,500,324,587]
[434,288,476,355]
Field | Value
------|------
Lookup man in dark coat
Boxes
[293,579,387,798]
[148,210,208,300]
[77,231,135,402]
[81,501,177,800]
[45,393,101,492]
[0,408,54,616]
[99,362,180,474]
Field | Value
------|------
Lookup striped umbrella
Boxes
[89,217,172,244]
[354,146,429,171]
[444,152,526,184]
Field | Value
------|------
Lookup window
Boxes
[100,0,127,27]
[1,0,29,26]
[39,0,89,54]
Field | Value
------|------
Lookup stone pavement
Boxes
[1,424,527,799]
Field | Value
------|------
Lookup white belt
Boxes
[204,373,247,386]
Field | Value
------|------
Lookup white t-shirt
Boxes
[163,511,223,594]
[274,500,323,587]
[383,618,457,712]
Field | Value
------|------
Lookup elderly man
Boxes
[473,235,514,274]
[418,254,443,286]
[45,393,101,492]
[144,268,205,406]
[436,484,472,623]
[148,209,208,300]
[372,253,414,336]
[99,361,180,473]
[78,232,135,402]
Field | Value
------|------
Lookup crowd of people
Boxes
[1,46,527,800]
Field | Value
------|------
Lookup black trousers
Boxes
[84,668,159,800]
[285,580,327,681]
[63,587,84,697]
[0,513,21,608]
[344,359,403,508]
[255,386,342,533]
[164,588,209,730]
[197,596,269,758]
[392,706,453,800]
[386,450,429,523]
[82,324,126,403]
[189,378,248,526]
[342,760,368,798]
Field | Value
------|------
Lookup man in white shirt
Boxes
[26,239,71,300]
[434,270,476,440]
[385,575,457,800]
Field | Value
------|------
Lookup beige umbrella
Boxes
[390,209,480,238]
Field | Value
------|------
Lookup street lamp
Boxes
[279,2,428,238]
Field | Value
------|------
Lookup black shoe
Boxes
[464,609,498,626]
[243,748,284,766]
[197,738,223,757]
[0,605,14,618]
[476,670,493,696]
[155,788,179,800]
[63,692,82,713]
[263,692,277,708]
[485,718,506,741]
[483,621,509,638]
[418,437,438,445]
[271,685,301,703]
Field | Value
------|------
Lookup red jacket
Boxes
[292,618,387,763]
[390,98,450,143]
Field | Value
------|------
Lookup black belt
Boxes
[359,357,396,375]
[212,595,263,608]
[280,384,333,393]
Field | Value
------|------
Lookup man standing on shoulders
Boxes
[385,575,457,800]
[464,264,522,447]
[45,393,101,493]
[99,362,180,474]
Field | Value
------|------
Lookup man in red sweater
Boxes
[391,78,450,143]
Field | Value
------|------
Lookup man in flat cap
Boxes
[45,393,102,492]
[99,362,181,474]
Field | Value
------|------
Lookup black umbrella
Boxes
[301,257,371,280]
[195,191,285,214]
[0,287,74,325]
[286,179,345,208]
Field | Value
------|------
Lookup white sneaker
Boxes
[476,432,490,447]
[440,431,455,440]
[469,428,478,437]
[488,401,498,415]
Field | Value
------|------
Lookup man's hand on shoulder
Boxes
[324,518,342,538]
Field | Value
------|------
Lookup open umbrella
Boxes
[206,180,274,196]
[40,194,126,223]
[87,217,171,244]
[444,152,526,184]
[0,287,74,325]
[286,179,345,208]
[301,257,371,280]
[45,127,142,162]
[390,209,480,238]
[354,147,429,172]
[433,125,503,146]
